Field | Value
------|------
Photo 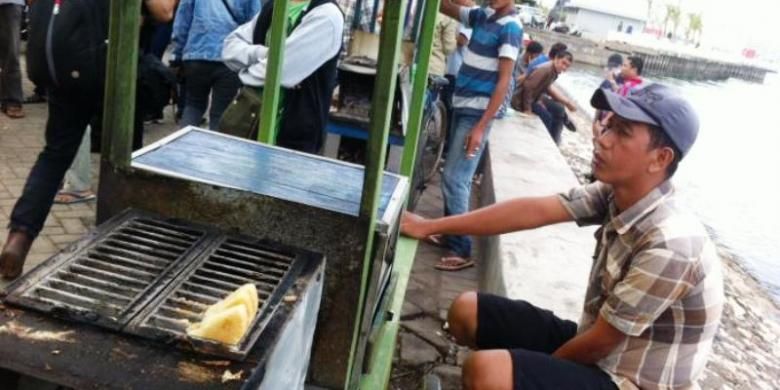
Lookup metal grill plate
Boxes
[125,235,319,360]
[1,211,209,329]
[1,210,325,360]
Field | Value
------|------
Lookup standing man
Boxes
[221,0,344,153]
[0,0,25,119]
[171,0,260,129]
[431,0,522,271]
[0,0,177,280]
[402,84,723,389]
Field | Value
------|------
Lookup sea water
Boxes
[556,68,780,302]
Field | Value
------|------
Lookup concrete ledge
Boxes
[478,113,596,321]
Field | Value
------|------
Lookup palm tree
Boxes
[686,13,703,43]
[663,4,681,38]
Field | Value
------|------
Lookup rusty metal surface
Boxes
[97,167,374,389]
[3,210,324,362]
[0,259,323,390]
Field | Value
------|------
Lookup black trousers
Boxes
[9,89,142,238]
[180,60,242,130]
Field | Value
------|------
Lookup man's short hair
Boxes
[526,41,544,55]
[555,50,573,62]
[647,124,682,177]
[607,53,623,68]
[628,56,644,75]
[549,42,567,58]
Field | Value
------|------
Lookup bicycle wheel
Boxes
[420,101,448,182]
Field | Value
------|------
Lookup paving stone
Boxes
[399,332,440,366]
[48,234,84,245]
[432,364,462,390]
[60,218,87,235]
[52,209,96,220]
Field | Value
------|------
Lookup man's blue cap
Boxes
[591,83,700,158]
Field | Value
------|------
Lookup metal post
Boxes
[399,0,441,181]
[350,0,408,387]
[257,0,291,144]
[101,0,142,169]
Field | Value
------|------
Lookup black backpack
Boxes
[26,0,110,94]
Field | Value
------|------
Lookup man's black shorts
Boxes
[476,293,618,390]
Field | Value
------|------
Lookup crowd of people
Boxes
[0,0,722,389]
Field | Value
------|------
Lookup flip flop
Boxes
[434,255,474,271]
[54,191,96,205]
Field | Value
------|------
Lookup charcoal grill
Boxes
[2,209,324,361]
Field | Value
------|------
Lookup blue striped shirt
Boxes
[453,7,522,117]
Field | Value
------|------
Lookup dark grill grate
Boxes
[126,236,305,359]
[3,214,208,329]
[3,210,322,360]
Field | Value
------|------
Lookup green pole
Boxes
[101,0,142,169]
[257,0,291,144]
[349,0,408,387]
[399,0,441,181]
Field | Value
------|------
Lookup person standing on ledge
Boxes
[402,84,723,389]
[427,0,522,272]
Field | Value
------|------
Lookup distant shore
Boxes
[555,99,780,388]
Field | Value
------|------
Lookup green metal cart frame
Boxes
[99,0,441,388]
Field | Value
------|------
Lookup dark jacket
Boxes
[253,0,341,153]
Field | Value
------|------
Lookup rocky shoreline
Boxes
[558,105,780,389]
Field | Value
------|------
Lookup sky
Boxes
[537,0,780,59]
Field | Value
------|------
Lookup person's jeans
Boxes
[532,97,566,144]
[441,112,492,258]
[181,60,242,130]
[0,4,23,107]
[9,91,99,238]
[9,91,142,238]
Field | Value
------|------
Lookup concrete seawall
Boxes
[528,29,772,83]
[478,113,595,321]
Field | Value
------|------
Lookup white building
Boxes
[560,0,647,41]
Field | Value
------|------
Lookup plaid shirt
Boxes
[559,180,724,390]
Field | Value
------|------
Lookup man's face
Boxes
[621,59,638,79]
[591,114,660,185]
[485,0,514,11]
[553,57,572,73]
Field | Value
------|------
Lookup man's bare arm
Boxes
[547,84,577,112]
[401,195,573,239]
[440,0,462,21]
[552,316,626,364]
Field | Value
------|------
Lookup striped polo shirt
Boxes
[452,6,522,117]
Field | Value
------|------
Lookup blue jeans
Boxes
[532,97,566,144]
[441,112,492,258]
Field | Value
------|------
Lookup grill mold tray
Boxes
[1,210,210,330]
[125,234,320,360]
[1,209,325,361]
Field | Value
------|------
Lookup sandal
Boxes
[54,190,96,205]
[3,105,25,119]
[434,255,475,271]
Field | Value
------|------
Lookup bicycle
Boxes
[408,75,449,210]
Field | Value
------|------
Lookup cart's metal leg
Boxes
[323,133,341,159]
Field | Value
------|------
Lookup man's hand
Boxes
[400,211,433,240]
[464,125,485,159]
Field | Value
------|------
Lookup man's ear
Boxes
[648,146,675,175]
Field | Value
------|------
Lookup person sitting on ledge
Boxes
[401,83,724,390]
